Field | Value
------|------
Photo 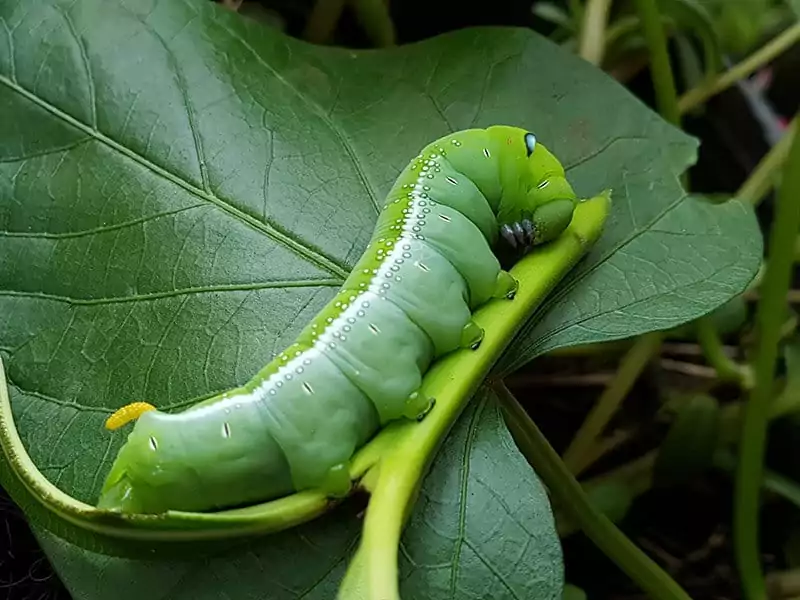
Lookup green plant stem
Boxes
[735,114,800,600]
[302,0,346,44]
[760,469,800,510]
[678,22,800,114]
[583,449,658,492]
[569,0,584,21]
[554,450,658,537]
[717,450,800,511]
[770,384,800,419]
[604,15,645,49]
[498,383,693,600]
[562,332,663,475]
[343,194,612,600]
[696,317,753,388]
[632,0,680,127]
[349,0,395,47]
[578,0,614,65]
[737,119,798,206]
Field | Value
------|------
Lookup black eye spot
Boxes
[524,132,537,157]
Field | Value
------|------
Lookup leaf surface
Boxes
[398,391,563,599]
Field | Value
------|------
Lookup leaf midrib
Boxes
[0,74,351,280]
[0,279,342,306]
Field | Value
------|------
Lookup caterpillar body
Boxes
[97,126,579,514]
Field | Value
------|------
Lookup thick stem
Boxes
[349,0,396,47]
[302,0,347,44]
[735,114,800,600]
[347,194,612,599]
[562,332,663,475]
[696,317,753,388]
[554,450,657,537]
[737,119,797,207]
[578,0,614,65]
[569,0,584,21]
[632,0,680,127]
[498,383,692,600]
[679,23,800,114]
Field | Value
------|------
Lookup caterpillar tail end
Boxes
[96,463,144,514]
[105,401,157,431]
[96,402,157,513]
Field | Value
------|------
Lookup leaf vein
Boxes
[7,380,111,415]
[0,279,342,306]
[0,73,350,278]
[45,410,79,466]
[525,273,747,357]
[130,9,210,192]
[563,135,648,171]
[463,539,522,600]
[527,188,694,326]
[224,28,382,214]
[296,531,361,599]
[449,399,485,597]
[203,291,253,390]
[0,203,205,239]
[0,136,91,163]
[142,295,190,401]
[0,17,17,83]
[57,4,96,129]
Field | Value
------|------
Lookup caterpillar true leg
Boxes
[460,321,485,350]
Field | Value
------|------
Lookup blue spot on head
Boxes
[524,133,537,157]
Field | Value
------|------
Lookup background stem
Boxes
[737,119,798,207]
[579,0,613,65]
[562,332,663,474]
[696,317,752,387]
[632,0,680,127]
[498,383,693,600]
[678,23,800,114]
[303,0,346,43]
[735,115,800,600]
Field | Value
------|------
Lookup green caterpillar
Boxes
[97,125,579,514]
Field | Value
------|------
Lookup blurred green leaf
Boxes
[562,583,588,600]
[655,394,721,485]
[660,0,723,76]
[533,1,576,30]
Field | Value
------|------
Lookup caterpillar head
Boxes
[491,126,578,253]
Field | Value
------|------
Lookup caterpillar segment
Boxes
[97,125,580,514]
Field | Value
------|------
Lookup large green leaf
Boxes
[0,0,761,597]
[32,386,563,599]
[397,391,563,598]
[496,188,760,375]
[34,504,360,599]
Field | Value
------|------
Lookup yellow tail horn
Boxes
[105,402,157,431]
